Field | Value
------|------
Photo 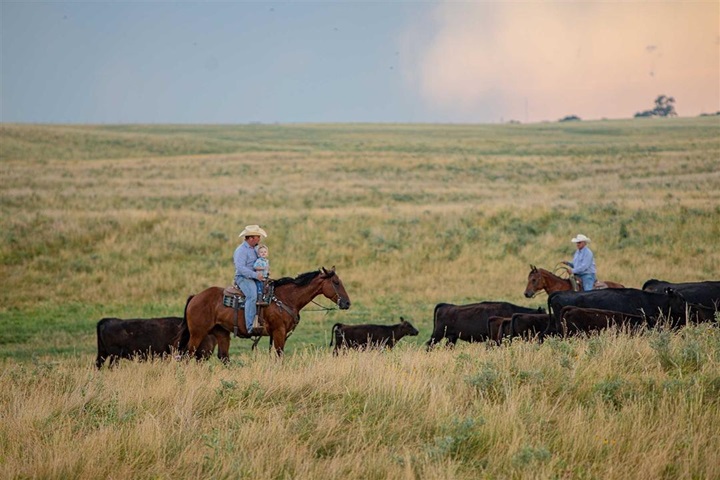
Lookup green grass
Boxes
[2,117,719,359]
[1,117,719,477]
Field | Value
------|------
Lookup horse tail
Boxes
[175,295,194,352]
[329,323,342,347]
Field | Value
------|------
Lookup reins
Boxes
[308,299,340,312]
[306,273,345,312]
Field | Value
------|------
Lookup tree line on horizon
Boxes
[552,94,718,123]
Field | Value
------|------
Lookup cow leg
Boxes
[214,330,231,364]
[425,331,445,350]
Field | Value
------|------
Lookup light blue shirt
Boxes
[233,242,259,279]
[253,257,269,277]
[570,246,596,275]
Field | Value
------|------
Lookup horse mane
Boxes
[272,269,329,287]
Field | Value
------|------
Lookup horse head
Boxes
[320,266,351,309]
[524,265,544,298]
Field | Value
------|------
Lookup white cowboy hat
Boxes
[571,234,591,243]
[238,225,267,238]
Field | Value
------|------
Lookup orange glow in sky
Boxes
[411,2,720,122]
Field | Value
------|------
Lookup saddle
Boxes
[222,283,274,337]
[222,285,246,308]
[571,277,609,292]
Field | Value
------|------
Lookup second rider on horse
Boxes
[562,233,596,291]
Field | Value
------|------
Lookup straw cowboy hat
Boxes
[239,225,267,238]
[571,234,591,244]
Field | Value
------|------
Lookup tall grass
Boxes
[1,326,719,479]
[1,119,719,476]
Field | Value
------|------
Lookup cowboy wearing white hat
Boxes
[562,234,596,291]
[233,225,268,333]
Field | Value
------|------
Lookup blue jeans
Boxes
[255,279,263,297]
[235,276,257,331]
[578,273,596,291]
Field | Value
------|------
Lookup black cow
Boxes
[544,288,694,337]
[508,313,551,341]
[96,316,217,368]
[487,316,510,345]
[330,317,419,353]
[559,306,653,336]
[426,301,545,348]
[642,279,720,309]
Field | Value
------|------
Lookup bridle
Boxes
[526,270,546,298]
[309,274,346,311]
[329,276,345,305]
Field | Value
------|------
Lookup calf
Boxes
[487,316,511,345]
[559,306,652,336]
[509,313,551,341]
[96,316,217,368]
[330,317,419,353]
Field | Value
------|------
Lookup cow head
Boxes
[399,317,419,336]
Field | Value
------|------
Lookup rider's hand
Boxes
[257,273,264,281]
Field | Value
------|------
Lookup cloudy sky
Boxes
[2,1,718,124]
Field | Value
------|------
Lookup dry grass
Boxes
[1,119,719,477]
[1,326,719,479]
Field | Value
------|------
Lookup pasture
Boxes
[1,118,719,478]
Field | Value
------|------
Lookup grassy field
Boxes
[1,118,719,478]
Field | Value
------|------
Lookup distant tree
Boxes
[634,95,677,118]
[559,115,581,122]
[653,95,677,117]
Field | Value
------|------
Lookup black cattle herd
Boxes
[95,279,720,368]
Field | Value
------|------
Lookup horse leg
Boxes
[213,329,231,364]
[186,331,208,358]
[270,328,286,357]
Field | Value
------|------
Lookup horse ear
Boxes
[530,264,536,272]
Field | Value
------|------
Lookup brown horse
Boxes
[524,264,624,298]
[178,267,351,360]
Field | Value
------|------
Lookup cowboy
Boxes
[233,225,268,334]
[562,234,596,291]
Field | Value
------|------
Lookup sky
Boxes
[1,1,718,124]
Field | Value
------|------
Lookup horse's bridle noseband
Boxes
[329,277,345,305]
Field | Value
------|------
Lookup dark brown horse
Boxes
[524,265,624,298]
[178,267,351,360]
